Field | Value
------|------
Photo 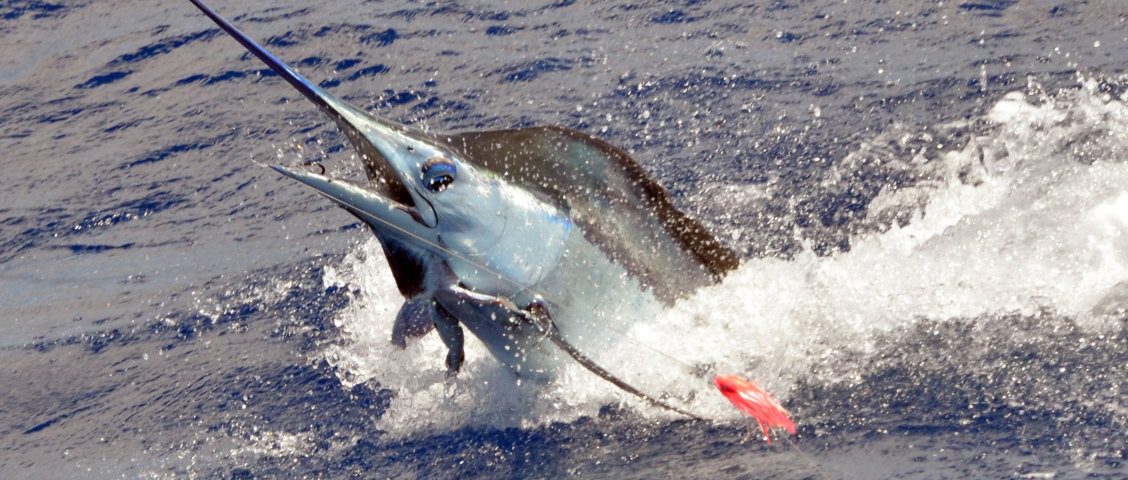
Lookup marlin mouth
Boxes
[271,164,441,253]
[288,91,443,229]
[318,103,442,228]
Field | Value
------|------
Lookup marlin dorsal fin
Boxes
[451,126,739,302]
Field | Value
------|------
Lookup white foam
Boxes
[320,81,1128,435]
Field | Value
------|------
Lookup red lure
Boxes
[714,374,797,444]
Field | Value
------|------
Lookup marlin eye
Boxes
[421,157,457,193]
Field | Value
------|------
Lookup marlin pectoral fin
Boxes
[391,296,436,348]
[439,286,705,419]
[431,302,464,377]
[520,304,704,421]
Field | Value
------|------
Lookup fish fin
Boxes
[451,126,739,303]
[431,302,464,377]
[522,302,704,420]
[345,230,430,298]
[391,296,436,348]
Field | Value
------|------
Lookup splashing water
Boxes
[320,82,1128,436]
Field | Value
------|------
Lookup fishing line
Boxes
[783,436,833,480]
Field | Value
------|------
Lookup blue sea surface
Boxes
[2,1,1127,478]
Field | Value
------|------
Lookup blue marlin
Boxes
[188,0,738,417]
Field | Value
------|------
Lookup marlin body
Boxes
[189,0,738,416]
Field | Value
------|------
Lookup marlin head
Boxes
[269,88,575,299]
[272,135,572,298]
[188,0,570,295]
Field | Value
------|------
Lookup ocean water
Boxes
[2,0,1126,478]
